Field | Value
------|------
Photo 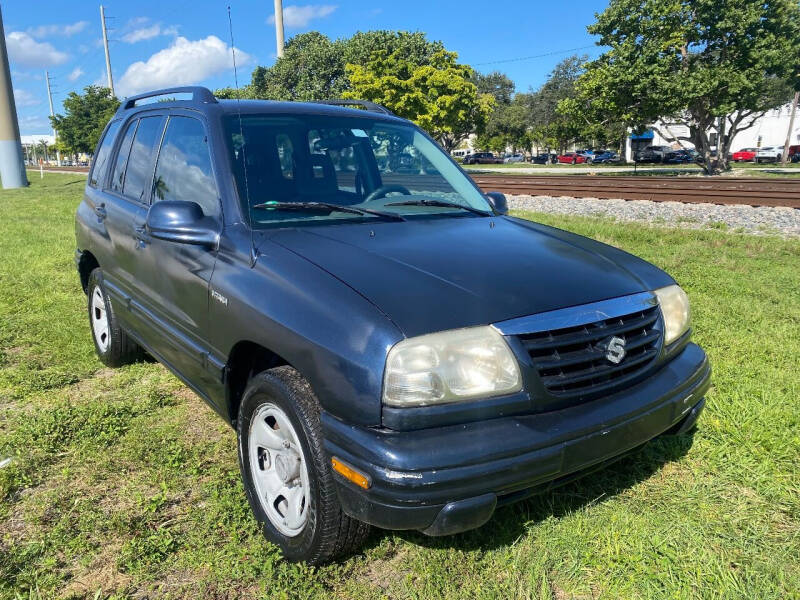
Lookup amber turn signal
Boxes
[331,456,371,489]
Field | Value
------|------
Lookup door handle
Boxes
[94,203,107,220]
[134,225,150,246]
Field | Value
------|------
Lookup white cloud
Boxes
[122,25,162,43]
[121,20,180,44]
[92,69,109,88]
[6,32,69,68]
[67,67,85,82]
[26,21,89,38]
[116,36,252,97]
[268,4,337,28]
[13,88,40,107]
[18,114,52,134]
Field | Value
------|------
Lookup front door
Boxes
[133,113,223,398]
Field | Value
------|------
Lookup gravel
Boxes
[508,195,800,238]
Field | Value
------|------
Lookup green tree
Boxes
[344,49,494,151]
[216,31,447,102]
[49,86,119,155]
[473,71,515,105]
[575,0,800,174]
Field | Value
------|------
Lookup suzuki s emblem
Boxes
[600,336,627,364]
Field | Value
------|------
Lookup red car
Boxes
[732,148,758,162]
[557,152,588,164]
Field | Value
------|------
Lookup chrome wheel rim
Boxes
[248,403,310,537]
[90,285,110,353]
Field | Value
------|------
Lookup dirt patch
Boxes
[60,541,133,599]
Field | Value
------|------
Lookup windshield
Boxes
[225,113,491,227]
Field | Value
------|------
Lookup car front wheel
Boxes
[87,268,141,367]
[237,366,370,564]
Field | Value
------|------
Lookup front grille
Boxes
[519,304,662,400]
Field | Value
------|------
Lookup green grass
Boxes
[1,174,799,599]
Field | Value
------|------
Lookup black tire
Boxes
[87,268,141,367]
[237,366,370,564]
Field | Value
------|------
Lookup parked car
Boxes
[789,145,800,163]
[755,147,783,163]
[591,151,621,164]
[635,145,671,163]
[529,153,558,164]
[503,153,525,163]
[557,152,588,164]
[76,86,710,564]
[664,149,694,164]
[462,152,503,165]
[731,148,758,162]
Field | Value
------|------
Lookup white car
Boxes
[755,146,783,163]
[503,153,525,163]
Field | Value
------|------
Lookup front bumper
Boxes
[322,343,711,536]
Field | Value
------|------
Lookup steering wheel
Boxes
[363,184,411,203]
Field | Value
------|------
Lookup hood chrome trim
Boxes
[492,291,658,336]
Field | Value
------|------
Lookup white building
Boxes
[625,101,799,161]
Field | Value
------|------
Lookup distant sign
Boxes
[630,130,655,140]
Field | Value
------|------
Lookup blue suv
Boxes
[75,87,710,564]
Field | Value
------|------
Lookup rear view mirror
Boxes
[145,201,219,248]
[485,192,508,216]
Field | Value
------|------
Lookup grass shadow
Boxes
[386,431,696,554]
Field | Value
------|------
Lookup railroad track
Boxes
[470,175,800,209]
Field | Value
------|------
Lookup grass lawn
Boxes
[1,174,798,599]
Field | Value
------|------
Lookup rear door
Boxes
[100,113,166,339]
[133,112,222,395]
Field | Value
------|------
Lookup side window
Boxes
[89,120,121,188]
[109,119,138,194]
[123,116,164,202]
[152,116,219,216]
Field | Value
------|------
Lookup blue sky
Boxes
[3,0,609,135]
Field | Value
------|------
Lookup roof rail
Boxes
[117,86,218,113]
[316,99,394,115]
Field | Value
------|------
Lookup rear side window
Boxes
[109,119,138,194]
[89,120,121,188]
[152,117,219,216]
[123,116,164,202]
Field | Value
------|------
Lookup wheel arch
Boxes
[78,250,100,293]
[225,340,292,425]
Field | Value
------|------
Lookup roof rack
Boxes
[316,99,394,115]
[117,86,218,113]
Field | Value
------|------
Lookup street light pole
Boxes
[100,5,115,97]
[0,4,28,188]
[781,91,798,166]
[45,71,61,166]
[274,0,285,58]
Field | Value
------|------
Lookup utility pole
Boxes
[273,0,285,58]
[100,5,115,97]
[781,91,798,166]
[0,4,28,188]
[45,71,61,166]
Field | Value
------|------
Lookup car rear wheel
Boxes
[237,366,370,564]
[87,268,142,367]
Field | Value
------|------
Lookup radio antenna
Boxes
[227,5,256,267]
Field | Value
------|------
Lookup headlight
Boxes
[383,326,522,407]
[654,284,691,345]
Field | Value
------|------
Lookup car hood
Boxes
[265,216,673,338]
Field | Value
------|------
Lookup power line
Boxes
[472,45,597,67]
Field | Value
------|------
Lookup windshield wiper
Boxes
[384,198,492,216]
[251,201,405,221]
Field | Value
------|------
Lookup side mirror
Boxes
[485,191,508,216]
[145,201,219,248]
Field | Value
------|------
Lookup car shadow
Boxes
[367,431,696,555]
